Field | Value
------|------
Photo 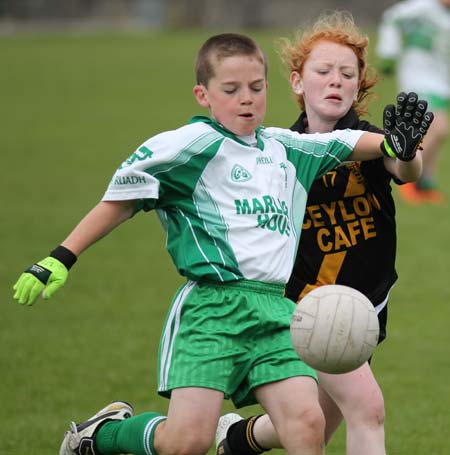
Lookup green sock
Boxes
[96,412,166,455]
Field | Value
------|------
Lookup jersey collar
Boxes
[189,115,265,150]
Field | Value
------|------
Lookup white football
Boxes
[290,284,380,374]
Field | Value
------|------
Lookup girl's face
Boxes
[291,41,360,128]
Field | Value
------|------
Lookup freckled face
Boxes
[292,41,360,124]
[193,55,267,136]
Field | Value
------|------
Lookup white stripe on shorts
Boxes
[159,280,197,390]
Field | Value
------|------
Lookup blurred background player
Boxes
[215,11,424,455]
[377,0,450,204]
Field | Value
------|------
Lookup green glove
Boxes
[13,257,69,305]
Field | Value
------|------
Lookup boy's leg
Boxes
[60,401,134,455]
[219,363,385,455]
[154,387,224,455]
[62,387,223,455]
[255,376,325,455]
[215,392,341,454]
[215,397,335,455]
[214,285,322,455]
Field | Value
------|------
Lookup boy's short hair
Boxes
[195,33,268,87]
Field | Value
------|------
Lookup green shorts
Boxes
[157,280,317,408]
[417,93,450,111]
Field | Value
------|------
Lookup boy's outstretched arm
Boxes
[13,200,135,306]
[61,200,136,256]
[349,92,434,163]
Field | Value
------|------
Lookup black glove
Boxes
[380,91,434,161]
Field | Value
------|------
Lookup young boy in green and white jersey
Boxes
[12,33,431,455]
[377,0,450,202]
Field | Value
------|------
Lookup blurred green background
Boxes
[1,30,449,454]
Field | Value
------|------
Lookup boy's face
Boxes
[194,55,267,136]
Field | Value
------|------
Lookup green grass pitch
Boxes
[1,29,449,454]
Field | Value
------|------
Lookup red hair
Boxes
[277,11,378,116]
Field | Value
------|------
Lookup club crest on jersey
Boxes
[231,164,252,182]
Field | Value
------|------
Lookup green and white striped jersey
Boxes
[103,116,363,284]
[377,0,450,97]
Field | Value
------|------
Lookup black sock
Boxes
[226,415,267,455]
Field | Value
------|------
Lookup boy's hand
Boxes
[380,91,434,161]
[13,257,68,305]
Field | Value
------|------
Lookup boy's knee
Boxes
[302,405,326,434]
[161,430,213,455]
[156,427,214,455]
[282,404,326,444]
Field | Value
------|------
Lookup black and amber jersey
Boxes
[286,109,397,342]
